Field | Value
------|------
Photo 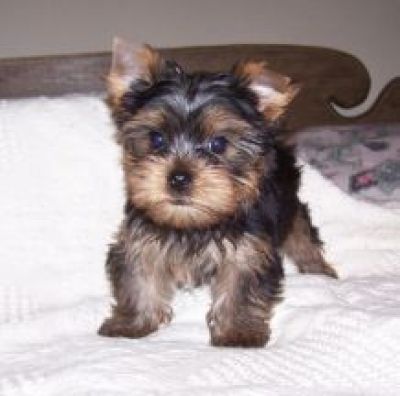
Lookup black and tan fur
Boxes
[98,38,337,348]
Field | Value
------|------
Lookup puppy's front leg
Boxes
[98,239,174,339]
[207,235,283,347]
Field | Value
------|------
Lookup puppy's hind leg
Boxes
[281,203,337,278]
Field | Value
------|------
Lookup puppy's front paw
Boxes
[98,316,157,339]
[210,327,269,348]
[208,312,270,348]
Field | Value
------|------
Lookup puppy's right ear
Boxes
[107,37,162,105]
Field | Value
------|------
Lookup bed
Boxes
[1,45,399,396]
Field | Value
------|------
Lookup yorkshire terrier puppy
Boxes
[98,38,337,347]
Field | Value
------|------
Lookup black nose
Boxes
[168,170,192,191]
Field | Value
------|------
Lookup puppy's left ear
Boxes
[233,61,300,122]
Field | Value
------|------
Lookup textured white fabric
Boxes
[0,95,400,396]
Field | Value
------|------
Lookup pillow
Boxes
[296,123,400,208]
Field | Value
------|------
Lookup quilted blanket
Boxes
[1,96,400,396]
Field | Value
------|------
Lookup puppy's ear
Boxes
[233,61,300,122]
[107,37,163,105]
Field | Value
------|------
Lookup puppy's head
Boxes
[108,38,298,230]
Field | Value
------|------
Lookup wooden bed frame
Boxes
[0,44,399,130]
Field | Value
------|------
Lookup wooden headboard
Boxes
[0,44,399,130]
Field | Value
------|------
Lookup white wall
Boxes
[0,0,399,108]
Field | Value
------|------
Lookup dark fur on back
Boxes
[98,40,337,347]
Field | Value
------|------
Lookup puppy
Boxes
[98,39,337,347]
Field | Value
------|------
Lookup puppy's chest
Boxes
[139,236,223,288]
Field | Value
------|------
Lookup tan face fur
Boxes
[122,113,257,229]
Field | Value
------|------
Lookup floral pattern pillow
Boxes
[296,123,400,208]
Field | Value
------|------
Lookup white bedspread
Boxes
[1,96,399,396]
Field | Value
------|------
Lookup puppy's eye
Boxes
[149,131,166,150]
[208,136,228,154]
